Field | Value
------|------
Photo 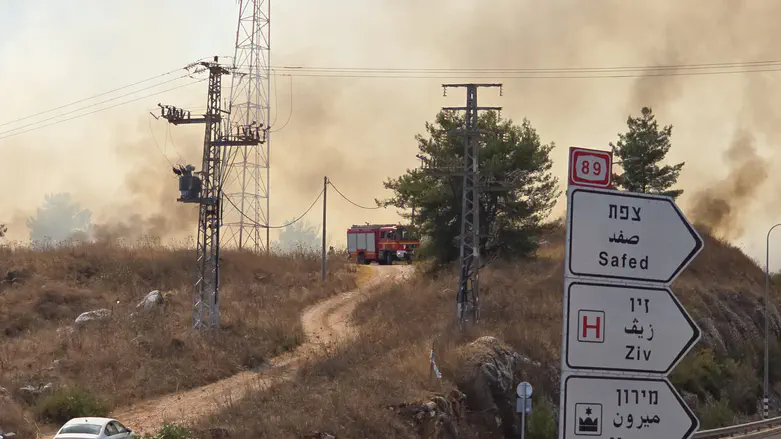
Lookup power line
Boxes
[270,75,293,133]
[0,74,193,138]
[0,66,186,129]
[148,115,177,168]
[224,187,325,229]
[328,180,382,210]
[0,79,206,141]
[272,58,781,73]
[264,66,781,80]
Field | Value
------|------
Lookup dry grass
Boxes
[0,240,357,432]
[198,225,779,438]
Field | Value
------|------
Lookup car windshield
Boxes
[59,424,102,435]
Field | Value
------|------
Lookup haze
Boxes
[2,0,780,268]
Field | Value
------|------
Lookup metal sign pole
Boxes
[520,396,527,439]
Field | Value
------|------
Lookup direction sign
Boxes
[564,280,701,374]
[566,187,703,284]
[568,147,613,188]
[562,374,698,439]
[517,381,533,398]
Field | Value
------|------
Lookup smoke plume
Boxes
[5,0,781,259]
[689,129,768,240]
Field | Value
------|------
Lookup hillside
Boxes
[0,242,357,438]
[193,225,781,438]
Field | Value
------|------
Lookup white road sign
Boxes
[517,381,533,398]
[566,187,703,284]
[562,374,698,439]
[564,280,701,374]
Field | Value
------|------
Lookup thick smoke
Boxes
[6,0,781,254]
[89,117,202,244]
[689,129,768,240]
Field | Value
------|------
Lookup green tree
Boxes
[0,224,6,238]
[610,106,685,198]
[378,110,560,264]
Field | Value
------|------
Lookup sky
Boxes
[2,0,781,268]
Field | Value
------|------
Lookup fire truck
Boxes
[346,224,419,265]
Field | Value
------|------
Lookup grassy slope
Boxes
[197,226,781,438]
[0,242,357,436]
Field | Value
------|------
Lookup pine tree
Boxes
[610,107,685,198]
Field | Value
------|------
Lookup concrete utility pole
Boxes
[322,176,328,282]
[161,56,263,332]
[438,83,502,326]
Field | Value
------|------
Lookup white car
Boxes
[53,417,136,439]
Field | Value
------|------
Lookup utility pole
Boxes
[322,176,328,282]
[424,83,503,327]
[162,56,263,332]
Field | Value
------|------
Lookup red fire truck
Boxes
[346,224,420,265]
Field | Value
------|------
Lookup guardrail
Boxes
[693,416,781,438]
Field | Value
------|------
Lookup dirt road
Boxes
[41,264,412,438]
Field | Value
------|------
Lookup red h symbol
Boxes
[578,310,604,343]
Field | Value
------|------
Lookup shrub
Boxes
[699,397,735,429]
[141,423,194,439]
[34,387,108,424]
[526,399,557,439]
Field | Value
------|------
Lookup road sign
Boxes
[564,280,701,374]
[566,187,703,284]
[568,147,613,188]
[517,381,533,398]
[562,374,698,439]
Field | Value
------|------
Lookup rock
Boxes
[454,336,524,437]
[136,290,166,311]
[391,390,465,439]
[74,309,111,327]
[302,433,336,439]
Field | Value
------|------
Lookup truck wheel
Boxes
[385,252,394,266]
[357,253,366,264]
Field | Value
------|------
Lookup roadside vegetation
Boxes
[0,239,356,433]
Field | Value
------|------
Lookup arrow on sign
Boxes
[566,187,704,284]
[562,374,698,439]
[565,280,701,374]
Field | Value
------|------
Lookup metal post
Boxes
[520,397,526,439]
[321,176,328,282]
[765,223,781,418]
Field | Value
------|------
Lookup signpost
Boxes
[558,147,703,439]
[567,188,703,283]
[517,382,533,439]
[565,281,700,374]
[562,374,698,439]
[568,147,613,188]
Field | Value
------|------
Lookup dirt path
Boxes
[41,264,411,438]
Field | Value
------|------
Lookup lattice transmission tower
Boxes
[222,0,272,252]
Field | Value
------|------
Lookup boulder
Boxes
[454,336,524,437]
[391,390,466,439]
[136,290,166,312]
[74,309,111,327]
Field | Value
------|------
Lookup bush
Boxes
[526,399,557,439]
[141,423,194,439]
[699,397,736,429]
[35,387,108,423]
